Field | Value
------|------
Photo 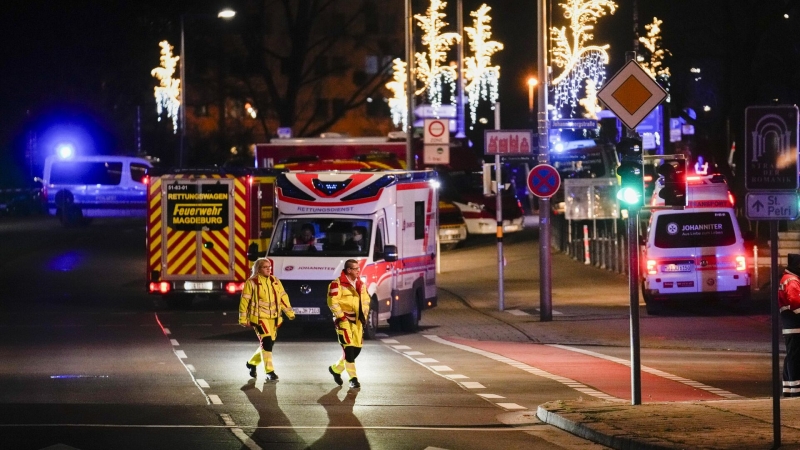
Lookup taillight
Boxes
[143,175,150,185]
[226,282,245,294]
[735,255,746,271]
[247,175,253,185]
[149,281,170,294]
[647,260,657,275]
[728,192,735,207]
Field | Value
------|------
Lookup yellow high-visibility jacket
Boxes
[239,275,294,326]
[327,272,369,324]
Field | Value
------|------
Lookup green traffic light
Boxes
[617,187,642,205]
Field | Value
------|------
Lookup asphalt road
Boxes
[0,215,775,449]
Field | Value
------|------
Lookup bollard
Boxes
[754,245,759,291]
[583,224,591,265]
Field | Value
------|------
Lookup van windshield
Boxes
[268,218,372,257]
[653,211,736,248]
[51,162,123,185]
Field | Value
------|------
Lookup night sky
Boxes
[1,0,797,186]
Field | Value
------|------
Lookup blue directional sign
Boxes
[527,164,561,198]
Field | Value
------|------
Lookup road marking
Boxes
[162,327,171,335]
[496,403,526,410]
[416,357,439,363]
[392,345,412,350]
[186,364,196,372]
[506,309,530,316]
[425,335,622,402]
[209,395,223,405]
[461,382,485,389]
[154,313,212,405]
[197,379,210,388]
[170,339,179,346]
[220,413,262,450]
[548,344,743,399]
[382,339,400,344]
[404,351,425,356]
[175,350,187,359]
[430,365,452,372]
[533,308,563,315]
[446,374,469,379]
[478,394,505,399]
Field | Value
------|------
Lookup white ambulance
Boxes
[265,169,438,338]
[642,174,752,314]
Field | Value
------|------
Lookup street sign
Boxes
[415,104,457,119]
[744,105,799,191]
[551,119,597,129]
[597,60,667,130]
[527,164,561,198]
[746,192,799,220]
[424,118,449,145]
[423,144,450,165]
[484,130,533,155]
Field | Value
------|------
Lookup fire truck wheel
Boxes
[400,291,422,332]
[165,294,194,309]
[365,297,379,340]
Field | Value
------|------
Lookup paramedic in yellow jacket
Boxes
[327,259,370,389]
[239,258,295,381]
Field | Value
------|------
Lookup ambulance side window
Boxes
[374,220,385,259]
[415,201,424,240]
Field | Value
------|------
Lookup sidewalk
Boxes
[439,228,800,449]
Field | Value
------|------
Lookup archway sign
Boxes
[527,164,561,198]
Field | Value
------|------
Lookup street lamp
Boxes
[527,77,538,114]
[179,8,236,168]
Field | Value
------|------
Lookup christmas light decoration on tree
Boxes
[414,0,460,111]
[463,4,503,128]
[151,40,181,133]
[385,58,408,129]
[638,17,671,101]
[578,79,601,119]
[550,0,617,117]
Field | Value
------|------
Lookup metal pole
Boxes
[495,103,504,311]
[405,0,415,170]
[770,222,782,447]
[455,0,466,138]
[537,0,552,322]
[179,14,186,168]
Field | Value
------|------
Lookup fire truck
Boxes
[264,169,439,339]
[145,168,281,308]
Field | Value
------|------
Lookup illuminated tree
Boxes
[151,40,181,133]
[385,58,408,130]
[463,4,503,127]
[638,17,671,100]
[414,0,461,110]
[550,0,617,117]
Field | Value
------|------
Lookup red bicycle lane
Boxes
[443,337,725,402]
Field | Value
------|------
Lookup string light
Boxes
[638,17,671,102]
[151,40,181,133]
[550,0,617,117]
[385,58,408,129]
[414,0,460,111]
[463,4,503,128]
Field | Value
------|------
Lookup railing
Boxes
[552,215,630,275]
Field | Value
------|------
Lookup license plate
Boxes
[184,281,213,291]
[293,307,320,315]
[662,264,692,272]
[677,281,695,288]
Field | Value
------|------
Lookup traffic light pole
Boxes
[627,205,641,405]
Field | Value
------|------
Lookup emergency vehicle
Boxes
[641,174,751,314]
[255,134,408,168]
[145,168,281,308]
[265,169,439,339]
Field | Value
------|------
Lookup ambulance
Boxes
[265,169,439,338]
[641,174,752,314]
[145,168,281,308]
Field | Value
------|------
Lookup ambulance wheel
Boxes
[400,291,422,332]
[365,297,379,340]
[165,294,193,309]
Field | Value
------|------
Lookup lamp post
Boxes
[179,8,236,168]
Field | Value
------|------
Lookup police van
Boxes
[641,174,752,314]
[43,155,152,226]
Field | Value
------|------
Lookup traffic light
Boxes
[616,137,644,209]
[657,160,687,207]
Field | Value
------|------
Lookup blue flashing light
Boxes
[56,143,75,159]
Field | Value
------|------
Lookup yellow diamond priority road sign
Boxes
[597,60,667,130]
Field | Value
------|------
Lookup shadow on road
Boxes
[308,386,368,450]
[240,379,303,449]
